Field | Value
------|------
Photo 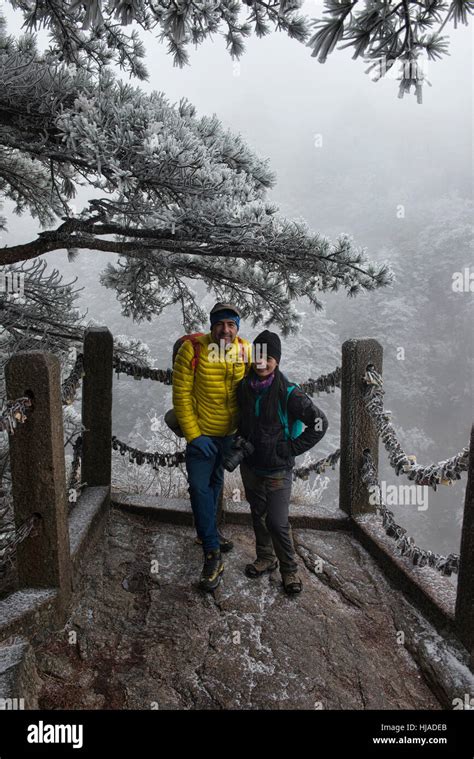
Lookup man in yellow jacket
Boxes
[172,303,251,591]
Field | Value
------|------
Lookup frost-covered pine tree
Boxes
[0,20,392,336]
[307,0,473,102]
[6,0,472,96]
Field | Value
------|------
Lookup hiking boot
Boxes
[194,532,234,553]
[217,530,234,553]
[245,557,278,578]
[282,572,302,595]
[199,549,224,592]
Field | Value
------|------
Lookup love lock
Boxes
[438,559,450,576]
[411,548,423,565]
[424,551,435,567]
[398,538,411,556]
[445,554,459,575]
[417,552,429,568]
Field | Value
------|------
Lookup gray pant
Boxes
[240,460,298,576]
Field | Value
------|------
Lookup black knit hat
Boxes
[253,330,281,363]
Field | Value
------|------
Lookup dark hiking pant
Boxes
[185,434,235,553]
[240,460,298,576]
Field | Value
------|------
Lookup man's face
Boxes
[254,354,278,378]
[211,319,238,346]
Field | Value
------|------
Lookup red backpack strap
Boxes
[237,336,246,363]
[179,333,203,372]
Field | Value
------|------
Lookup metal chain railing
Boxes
[0,508,41,573]
[360,449,459,576]
[113,353,341,394]
[300,366,341,396]
[0,491,10,526]
[0,353,85,437]
[362,365,469,490]
[111,434,341,480]
[113,357,173,384]
[112,436,186,468]
[293,449,341,481]
[61,353,85,405]
[0,396,32,433]
[67,435,83,496]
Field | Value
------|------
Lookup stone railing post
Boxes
[455,424,474,668]
[339,338,383,516]
[5,352,72,614]
[81,327,113,489]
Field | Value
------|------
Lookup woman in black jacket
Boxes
[235,330,328,594]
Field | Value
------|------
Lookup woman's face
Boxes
[253,355,278,378]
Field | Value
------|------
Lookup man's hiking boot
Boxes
[199,549,224,592]
[194,531,234,553]
[282,572,302,595]
[245,557,278,578]
[217,530,234,553]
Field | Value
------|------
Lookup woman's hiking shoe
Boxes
[199,549,224,592]
[245,557,278,578]
[282,572,302,595]
[194,532,234,553]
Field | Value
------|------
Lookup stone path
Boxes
[33,508,443,710]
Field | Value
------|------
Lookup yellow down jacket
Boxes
[172,333,252,443]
